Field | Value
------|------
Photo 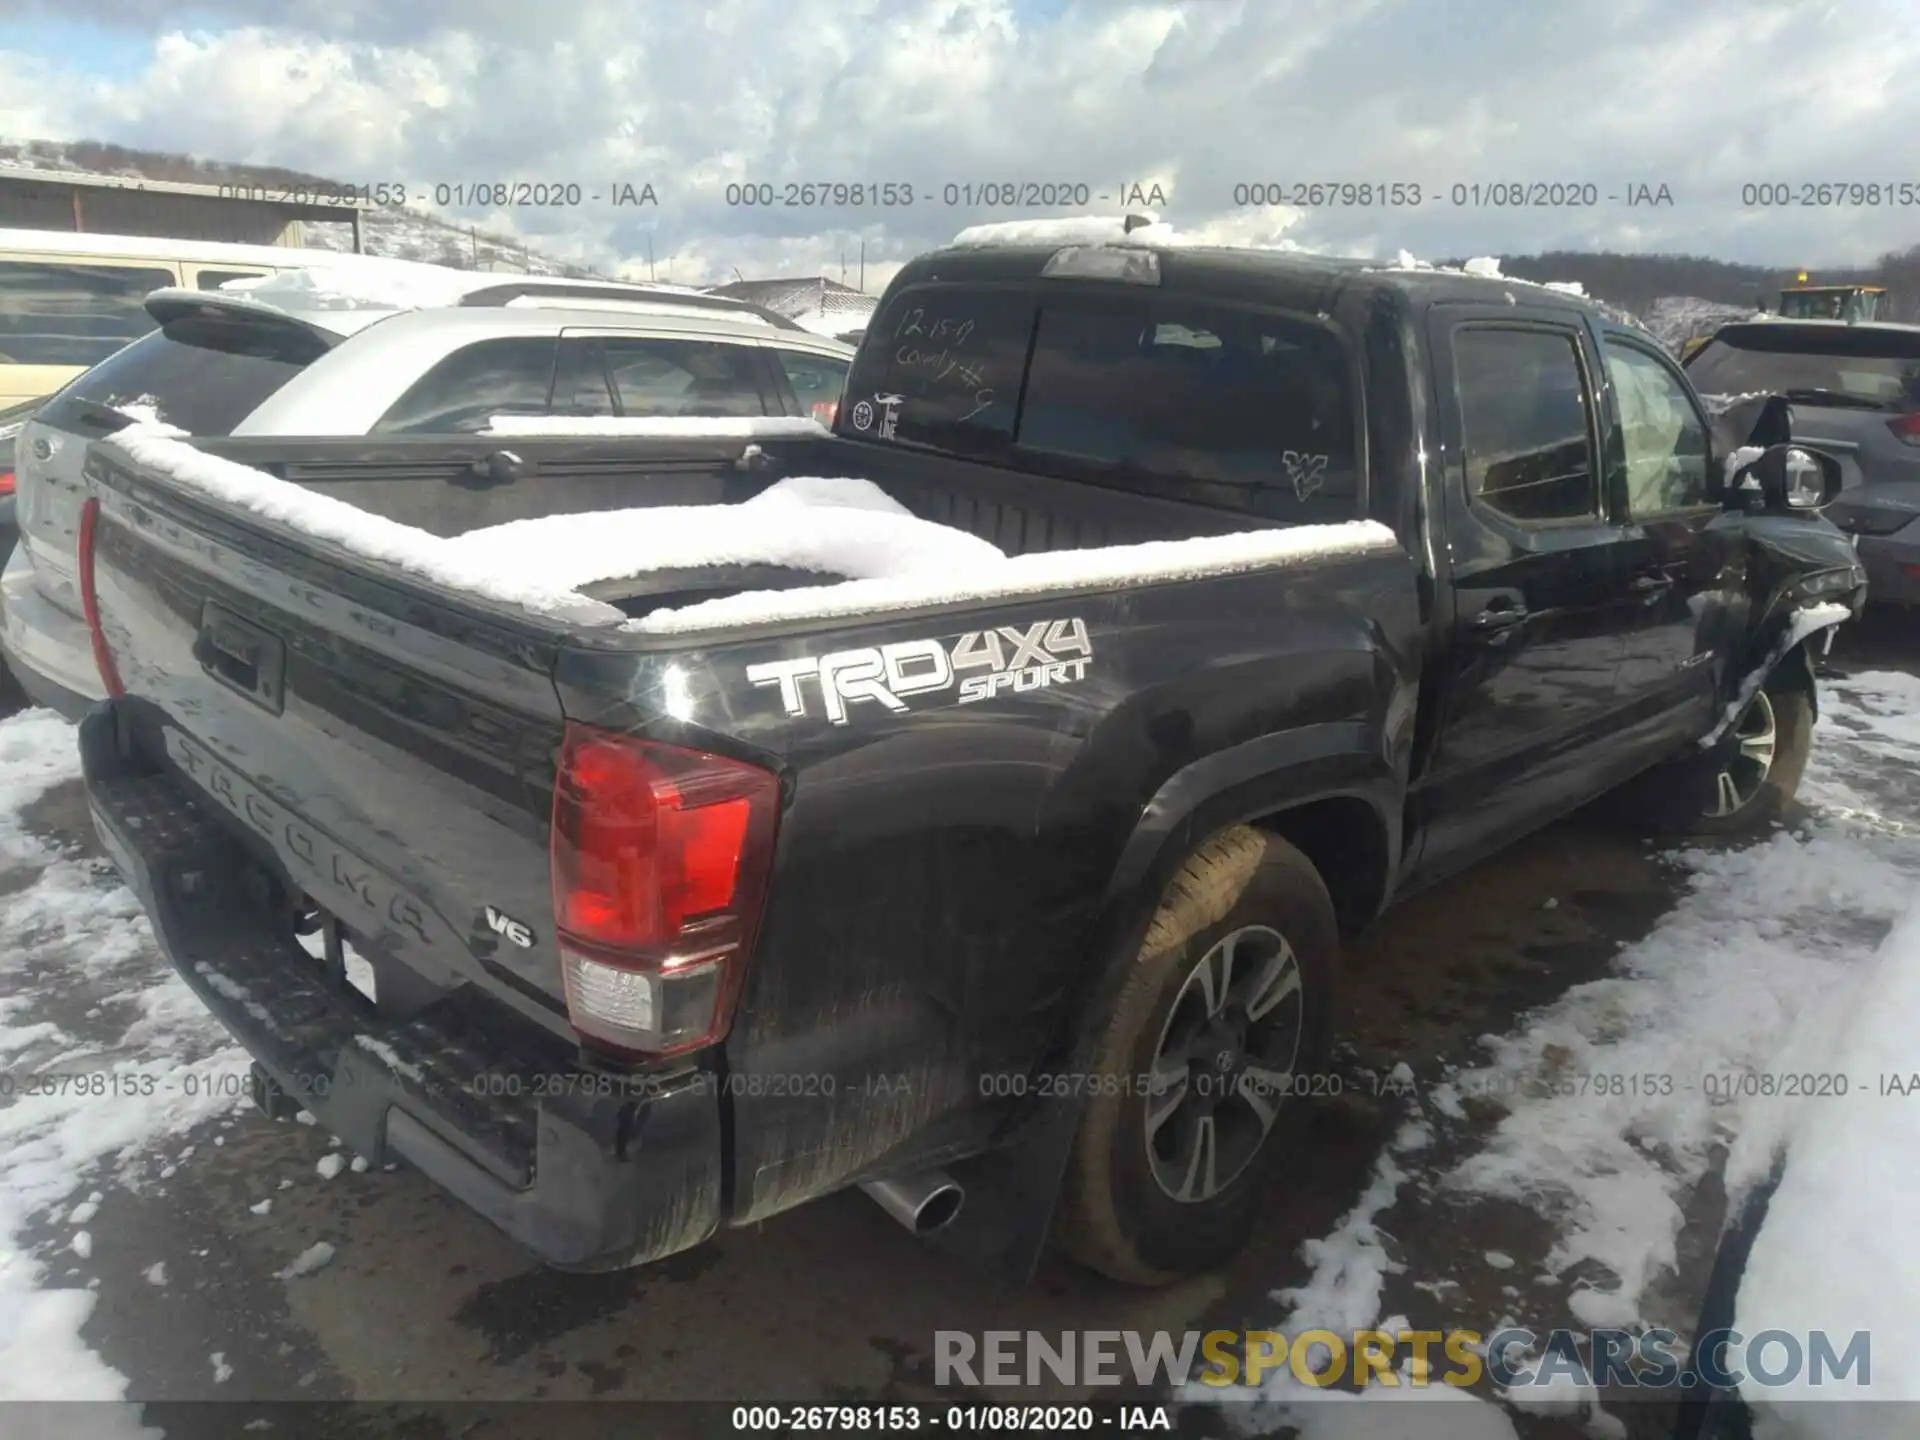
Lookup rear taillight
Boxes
[0,470,14,496]
[810,400,839,428]
[77,497,125,700]
[550,724,779,1056]
[1888,412,1920,447]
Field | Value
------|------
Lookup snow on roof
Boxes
[0,226,385,268]
[948,212,1180,248]
[217,258,490,312]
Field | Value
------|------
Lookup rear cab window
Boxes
[35,310,333,437]
[840,283,1359,522]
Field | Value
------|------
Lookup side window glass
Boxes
[195,269,270,291]
[603,339,766,418]
[551,339,615,417]
[1454,328,1599,523]
[773,348,851,425]
[1604,340,1709,515]
[370,338,557,434]
[0,260,174,367]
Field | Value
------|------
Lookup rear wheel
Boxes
[1054,826,1339,1285]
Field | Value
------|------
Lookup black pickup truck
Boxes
[75,242,1864,1287]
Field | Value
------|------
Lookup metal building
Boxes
[0,165,368,252]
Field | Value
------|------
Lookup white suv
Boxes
[1,269,854,717]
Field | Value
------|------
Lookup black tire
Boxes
[0,658,26,716]
[1619,670,1814,837]
[1055,826,1339,1285]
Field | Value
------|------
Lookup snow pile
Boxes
[480,415,829,440]
[0,709,249,1404]
[1190,671,1920,1433]
[443,475,1005,592]
[1728,891,1920,1418]
[217,257,484,313]
[102,424,625,628]
[275,1241,336,1279]
[100,422,1406,639]
[1641,296,1760,353]
[1434,673,1920,1329]
[110,400,186,437]
[627,519,1406,635]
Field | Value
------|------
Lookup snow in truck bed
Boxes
[99,424,1405,636]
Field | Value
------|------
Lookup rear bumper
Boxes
[1,545,103,719]
[81,703,724,1271]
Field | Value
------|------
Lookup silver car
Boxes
[1686,318,1920,606]
[1,273,853,717]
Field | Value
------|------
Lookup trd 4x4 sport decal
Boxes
[746,618,1093,726]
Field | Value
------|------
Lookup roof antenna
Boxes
[1122,212,1156,234]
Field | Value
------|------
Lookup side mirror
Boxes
[1728,444,1843,513]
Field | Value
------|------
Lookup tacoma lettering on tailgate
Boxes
[162,726,445,952]
[746,617,1093,726]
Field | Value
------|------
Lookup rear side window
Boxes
[372,337,558,434]
[195,269,271,292]
[1019,301,1356,519]
[772,348,851,424]
[1453,328,1599,524]
[37,314,331,436]
[603,338,767,418]
[0,260,176,368]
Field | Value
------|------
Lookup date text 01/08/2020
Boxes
[214,181,659,207]
[1228,181,1675,207]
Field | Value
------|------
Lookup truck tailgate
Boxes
[84,444,585,1033]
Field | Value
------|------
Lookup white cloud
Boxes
[2,0,1918,287]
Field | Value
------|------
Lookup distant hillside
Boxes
[1447,247,1920,328]
[0,137,603,278]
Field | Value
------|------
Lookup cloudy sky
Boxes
[1,0,1915,290]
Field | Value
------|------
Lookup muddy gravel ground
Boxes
[1,609,1913,1440]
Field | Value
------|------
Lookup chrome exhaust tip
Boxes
[860,1169,965,1236]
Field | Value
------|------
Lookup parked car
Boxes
[0,396,30,707]
[0,227,424,409]
[1,272,853,719]
[76,240,1862,1286]
[1686,319,1920,606]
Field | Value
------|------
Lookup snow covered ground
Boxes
[0,712,249,1415]
[1196,668,1920,1437]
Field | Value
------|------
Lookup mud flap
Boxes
[927,1096,1088,1285]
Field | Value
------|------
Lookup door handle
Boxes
[1629,573,1673,595]
[1472,601,1529,632]
[460,449,533,487]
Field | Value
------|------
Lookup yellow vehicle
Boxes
[1777,275,1885,322]
[0,229,366,407]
